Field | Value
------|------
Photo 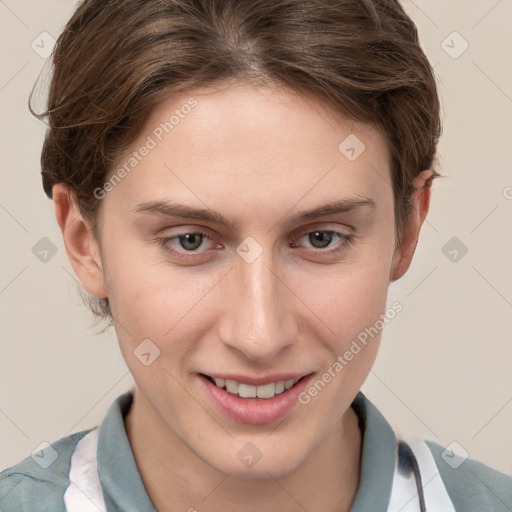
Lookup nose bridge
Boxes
[221,240,294,361]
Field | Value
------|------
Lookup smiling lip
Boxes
[204,373,309,386]
[198,372,315,425]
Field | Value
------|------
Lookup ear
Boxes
[52,184,108,298]
[390,170,433,282]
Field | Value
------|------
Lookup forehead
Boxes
[107,82,392,211]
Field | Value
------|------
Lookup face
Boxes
[83,82,404,476]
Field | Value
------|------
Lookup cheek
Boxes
[103,240,220,362]
[103,213,394,353]
[294,236,394,341]
[100,230,184,319]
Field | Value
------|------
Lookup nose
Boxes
[217,241,298,363]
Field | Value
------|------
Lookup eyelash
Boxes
[156,228,354,261]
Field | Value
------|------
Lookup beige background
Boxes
[1,0,511,476]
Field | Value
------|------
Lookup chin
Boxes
[206,441,309,479]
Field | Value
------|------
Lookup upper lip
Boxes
[201,372,314,386]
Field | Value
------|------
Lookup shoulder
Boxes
[0,429,93,512]
[424,439,512,511]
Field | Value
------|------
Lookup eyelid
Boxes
[157,223,353,260]
[291,221,353,240]
[290,228,353,252]
[158,222,352,244]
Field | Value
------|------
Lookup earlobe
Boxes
[389,170,433,282]
[52,184,108,299]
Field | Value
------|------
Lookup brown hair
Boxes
[30,0,442,326]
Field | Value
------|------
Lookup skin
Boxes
[53,81,432,512]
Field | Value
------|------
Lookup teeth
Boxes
[225,379,238,394]
[284,378,295,390]
[238,383,257,398]
[210,376,301,399]
[256,382,275,399]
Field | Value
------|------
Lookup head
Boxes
[33,0,441,477]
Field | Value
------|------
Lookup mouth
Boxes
[200,373,311,399]
[198,370,316,424]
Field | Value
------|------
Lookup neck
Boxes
[125,388,362,512]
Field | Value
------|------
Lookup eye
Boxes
[156,230,219,258]
[290,229,353,254]
[156,227,354,262]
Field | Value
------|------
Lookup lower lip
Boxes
[198,373,315,425]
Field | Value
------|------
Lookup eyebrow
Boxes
[132,196,376,229]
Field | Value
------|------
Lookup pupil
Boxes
[310,231,332,249]
[180,233,202,251]
[178,232,333,251]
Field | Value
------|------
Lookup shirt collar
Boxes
[97,390,397,511]
[97,391,157,511]
[349,391,397,511]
